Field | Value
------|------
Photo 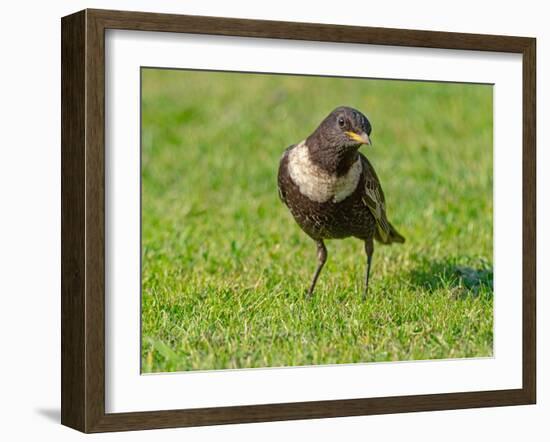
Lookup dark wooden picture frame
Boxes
[61,8,536,433]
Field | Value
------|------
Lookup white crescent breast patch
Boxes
[287,141,362,203]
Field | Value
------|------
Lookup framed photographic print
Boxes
[61,9,536,433]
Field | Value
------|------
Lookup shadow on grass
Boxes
[407,258,493,299]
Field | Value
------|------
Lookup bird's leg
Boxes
[307,240,327,298]
[363,238,374,300]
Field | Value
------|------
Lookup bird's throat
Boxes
[305,135,360,176]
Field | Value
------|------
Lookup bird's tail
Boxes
[375,221,405,245]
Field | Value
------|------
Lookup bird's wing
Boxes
[359,153,393,243]
[277,144,295,205]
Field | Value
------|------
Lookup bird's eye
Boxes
[338,117,345,128]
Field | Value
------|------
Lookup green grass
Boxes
[141,69,493,373]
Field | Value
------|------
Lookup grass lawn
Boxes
[141,69,493,373]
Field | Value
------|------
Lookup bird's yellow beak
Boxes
[345,131,371,145]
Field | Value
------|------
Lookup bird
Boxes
[277,106,405,299]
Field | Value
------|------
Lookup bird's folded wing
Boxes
[360,154,392,243]
[277,145,295,205]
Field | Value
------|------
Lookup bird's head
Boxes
[309,106,372,151]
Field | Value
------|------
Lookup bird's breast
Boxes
[287,141,362,203]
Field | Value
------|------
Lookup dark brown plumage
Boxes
[277,106,404,298]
